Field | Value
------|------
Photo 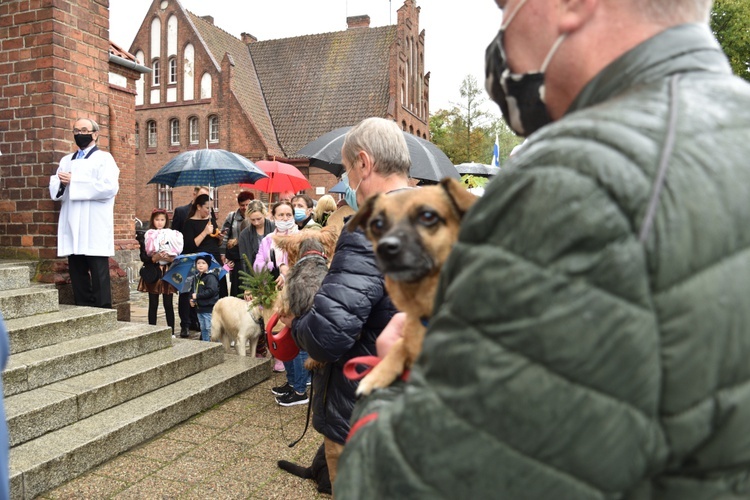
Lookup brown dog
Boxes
[347,177,478,395]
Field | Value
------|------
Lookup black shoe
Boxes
[180,328,190,338]
[271,382,293,396]
[276,391,309,407]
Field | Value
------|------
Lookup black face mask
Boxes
[485,29,555,138]
[74,134,94,149]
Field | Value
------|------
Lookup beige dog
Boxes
[210,296,264,357]
[348,177,478,395]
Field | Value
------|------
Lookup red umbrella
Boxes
[241,160,311,194]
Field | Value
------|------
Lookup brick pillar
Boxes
[0,0,138,320]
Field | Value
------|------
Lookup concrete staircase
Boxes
[0,261,271,499]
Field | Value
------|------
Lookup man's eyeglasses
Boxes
[73,128,94,135]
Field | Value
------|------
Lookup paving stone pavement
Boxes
[39,288,327,499]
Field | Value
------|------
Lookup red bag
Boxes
[265,313,300,362]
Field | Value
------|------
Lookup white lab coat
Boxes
[49,149,120,257]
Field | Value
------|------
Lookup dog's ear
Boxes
[346,194,379,232]
[440,177,479,218]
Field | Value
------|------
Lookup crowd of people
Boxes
[31,0,750,497]
[135,186,342,403]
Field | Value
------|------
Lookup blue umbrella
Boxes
[162,252,227,293]
[148,149,268,187]
[328,179,348,194]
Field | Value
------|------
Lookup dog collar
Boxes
[296,250,327,265]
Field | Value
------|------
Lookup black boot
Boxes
[180,327,189,338]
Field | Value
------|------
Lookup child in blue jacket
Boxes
[190,255,219,341]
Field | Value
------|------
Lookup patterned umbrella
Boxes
[161,252,227,293]
[148,149,267,187]
[240,160,311,193]
[297,127,460,182]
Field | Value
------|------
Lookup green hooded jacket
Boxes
[336,24,750,500]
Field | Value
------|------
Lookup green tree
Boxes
[430,75,522,166]
[711,0,750,81]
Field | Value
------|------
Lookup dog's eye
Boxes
[418,210,440,227]
[369,217,386,235]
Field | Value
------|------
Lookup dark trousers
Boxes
[178,292,198,329]
[148,293,174,334]
[67,254,112,308]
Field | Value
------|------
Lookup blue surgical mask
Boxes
[293,208,307,222]
[342,171,361,211]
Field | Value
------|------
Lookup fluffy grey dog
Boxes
[285,238,329,317]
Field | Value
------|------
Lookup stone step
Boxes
[0,267,30,292]
[10,354,272,500]
[5,339,226,447]
[0,285,59,321]
[4,305,118,355]
[4,323,172,397]
[0,261,36,282]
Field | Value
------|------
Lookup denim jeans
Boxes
[283,350,310,394]
[197,312,212,342]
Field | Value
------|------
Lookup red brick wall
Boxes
[0,0,112,261]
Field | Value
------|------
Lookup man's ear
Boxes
[558,0,598,32]
[358,150,374,177]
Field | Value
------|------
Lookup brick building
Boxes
[129,0,429,223]
[0,0,148,319]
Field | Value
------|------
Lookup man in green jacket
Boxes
[336,0,750,498]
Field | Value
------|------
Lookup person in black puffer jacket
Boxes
[289,117,411,492]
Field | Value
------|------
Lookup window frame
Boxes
[208,115,219,143]
[169,118,180,146]
[147,120,157,148]
[152,59,160,86]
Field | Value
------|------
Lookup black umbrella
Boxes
[148,148,268,187]
[454,162,500,176]
[297,127,459,182]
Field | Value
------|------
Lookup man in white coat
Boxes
[49,118,120,308]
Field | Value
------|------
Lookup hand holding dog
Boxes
[377,312,406,358]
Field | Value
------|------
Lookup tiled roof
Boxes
[109,40,137,62]
[249,26,397,157]
[187,12,283,157]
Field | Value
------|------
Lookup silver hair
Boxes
[636,0,713,23]
[76,117,100,132]
[342,117,410,177]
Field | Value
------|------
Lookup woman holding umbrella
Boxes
[181,193,228,298]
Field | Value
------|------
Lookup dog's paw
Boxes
[356,370,398,397]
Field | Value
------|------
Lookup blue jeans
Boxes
[197,312,212,342]
[283,350,310,394]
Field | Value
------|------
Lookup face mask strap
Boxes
[540,34,567,73]
[501,0,531,30]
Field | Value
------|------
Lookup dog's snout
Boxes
[377,235,402,259]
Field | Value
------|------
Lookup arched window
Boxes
[209,116,219,143]
[183,43,195,101]
[135,50,145,106]
[135,123,140,151]
[150,17,161,61]
[189,117,199,144]
[152,59,160,86]
[170,119,180,146]
[147,120,157,148]
[168,57,177,84]
[200,73,212,99]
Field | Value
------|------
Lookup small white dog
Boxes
[210,296,263,357]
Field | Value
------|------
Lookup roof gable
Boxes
[249,26,397,157]
[187,12,282,156]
